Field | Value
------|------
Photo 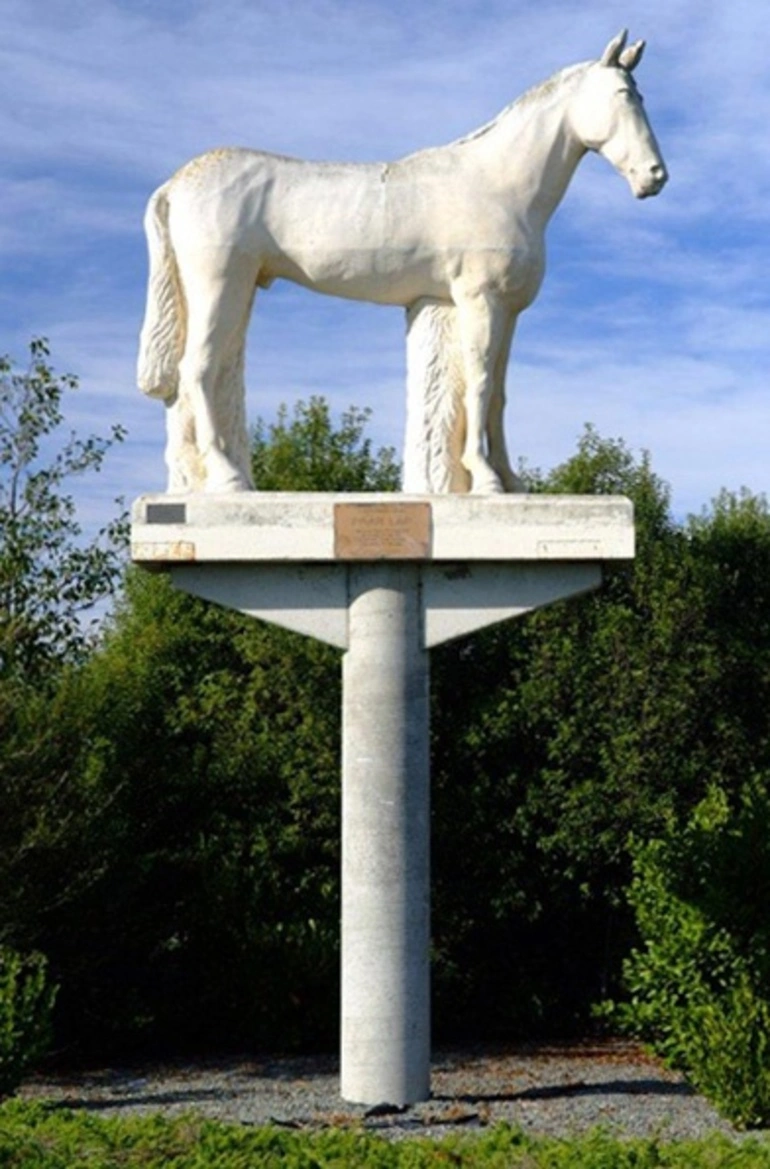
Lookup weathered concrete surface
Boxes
[341,565,430,1105]
[131,493,634,564]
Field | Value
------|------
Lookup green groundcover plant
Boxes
[1,1104,770,1168]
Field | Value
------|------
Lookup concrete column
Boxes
[341,564,430,1105]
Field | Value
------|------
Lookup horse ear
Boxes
[619,39,645,72]
[600,29,628,67]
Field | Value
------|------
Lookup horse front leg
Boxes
[486,314,525,493]
[454,293,512,494]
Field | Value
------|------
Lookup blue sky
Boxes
[2,0,768,531]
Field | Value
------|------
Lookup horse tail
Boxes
[137,184,184,401]
[403,299,471,494]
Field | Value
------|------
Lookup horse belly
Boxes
[245,198,386,300]
[266,244,447,305]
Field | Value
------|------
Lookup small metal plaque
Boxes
[146,503,187,524]
[334,502,432,560]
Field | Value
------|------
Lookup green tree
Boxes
[0,337,127,1076]
[0,338,126,680]
[251,397,399,491]
[431,434,770,1037]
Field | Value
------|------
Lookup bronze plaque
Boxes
[334,502,432,560]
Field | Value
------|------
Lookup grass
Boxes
[2,1102,770,1168]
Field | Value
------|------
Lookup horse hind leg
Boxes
[176,258,257,493]
[406,301,467,493]
[403,299,470,494]
[164,391,205,492]
[215,315,254,490]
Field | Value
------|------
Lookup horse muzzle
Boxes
[630,161,668,198]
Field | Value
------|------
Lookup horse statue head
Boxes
[569,29,668,199]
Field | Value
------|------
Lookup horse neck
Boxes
[469,76,587,228]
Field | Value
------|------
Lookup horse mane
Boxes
[450,61,590,147]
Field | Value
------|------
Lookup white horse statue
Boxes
[138,30,666,494]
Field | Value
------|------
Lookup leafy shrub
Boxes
[0,947,57,1097]
[603,782,770,1127]
[682,976,770,1130]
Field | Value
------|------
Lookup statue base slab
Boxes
[132,491,633,567]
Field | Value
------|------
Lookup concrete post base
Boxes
[131,493,634,1106]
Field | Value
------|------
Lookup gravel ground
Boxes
[19,1041,759,1142]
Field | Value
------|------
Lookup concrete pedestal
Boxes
[342,565,430,1104]
[132,492,633,1106]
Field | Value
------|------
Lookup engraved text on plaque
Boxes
[334,503,432,560]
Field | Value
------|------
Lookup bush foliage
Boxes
[0,949,57,1098]
[605,783,770,1127]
